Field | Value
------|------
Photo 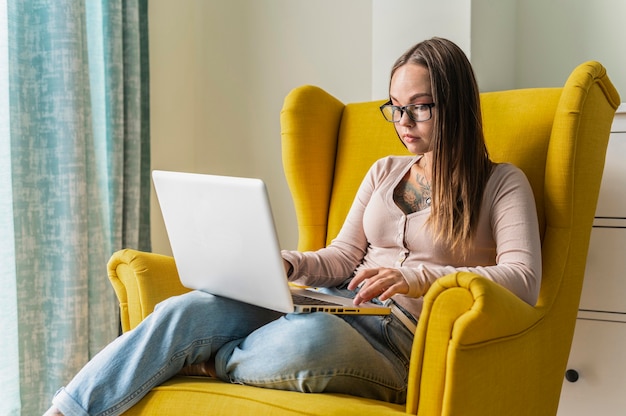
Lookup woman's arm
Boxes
[399,164,542,305]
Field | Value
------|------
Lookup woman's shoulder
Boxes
[487,162,534,196]
[370,155,417,171]
[364,155,417,182]
[490,162,528,181]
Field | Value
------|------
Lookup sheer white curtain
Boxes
[0,1,151,414]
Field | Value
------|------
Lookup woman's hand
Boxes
[348,268,409,305]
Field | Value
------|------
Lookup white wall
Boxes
[371,0,471,99]
[516,0,626,95]
[149,0,372,254]
[149,0,625,256]
[470,0,517,92]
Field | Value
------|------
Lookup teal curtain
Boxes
[0,1,150,414]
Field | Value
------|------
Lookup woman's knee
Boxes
[281,313,352,346]
[248,313,349,350]
[154,290,214,315]
[221,313,357,373]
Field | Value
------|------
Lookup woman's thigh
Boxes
[215,312,411,403]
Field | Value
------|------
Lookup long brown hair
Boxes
[391,37,493,256]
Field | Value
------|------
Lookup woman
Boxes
[45,37,541,416]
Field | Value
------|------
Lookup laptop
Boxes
[152,170,390,315]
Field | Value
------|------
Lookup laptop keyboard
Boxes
[291,294,342,306]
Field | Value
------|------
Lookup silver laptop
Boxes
[152,170,390,315]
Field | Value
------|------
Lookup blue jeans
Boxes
[52,290,414,416]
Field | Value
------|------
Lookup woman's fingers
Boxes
[351,268,409,305]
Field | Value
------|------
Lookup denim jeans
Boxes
[52,290,414,416]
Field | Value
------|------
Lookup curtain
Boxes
[0,1,150,414]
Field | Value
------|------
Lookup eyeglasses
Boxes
[379,101,436,123]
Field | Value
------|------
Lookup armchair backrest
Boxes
[282,61,618,311]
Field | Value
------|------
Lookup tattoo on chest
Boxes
[393,173,432,214]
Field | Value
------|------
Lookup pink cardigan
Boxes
[282,155,542,319]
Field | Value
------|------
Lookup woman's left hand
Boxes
[348,268,409,305]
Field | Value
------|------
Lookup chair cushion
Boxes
[122,377,405,416]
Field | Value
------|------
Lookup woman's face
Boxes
[388,63,435,155]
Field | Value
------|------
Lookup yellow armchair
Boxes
[108,61,620,415]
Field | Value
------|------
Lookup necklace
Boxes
[419,157,432,206]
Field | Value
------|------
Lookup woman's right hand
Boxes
[348,267,409,305]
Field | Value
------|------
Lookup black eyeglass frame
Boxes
[379,101,436,123]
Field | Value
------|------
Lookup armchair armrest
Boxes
[407,272,543,416]
[108,249,190,332]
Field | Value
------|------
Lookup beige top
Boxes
[282,155,542,320]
